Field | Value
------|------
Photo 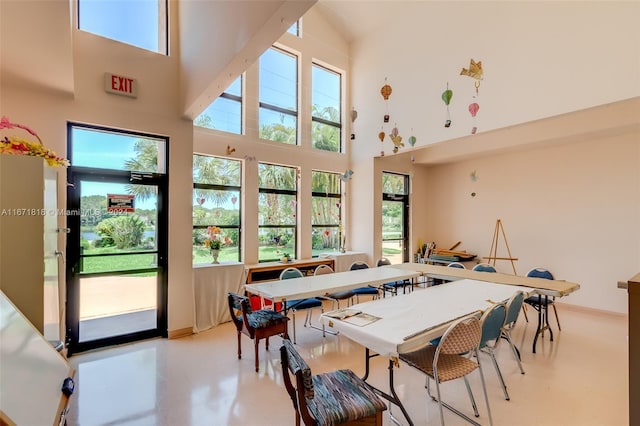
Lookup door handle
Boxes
[55,250,66,264]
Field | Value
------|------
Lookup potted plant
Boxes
[281,252,291,263]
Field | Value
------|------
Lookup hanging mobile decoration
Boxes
[460,59,483,96]
[379,77,393,156]
[408,129,417,147]
[380,79,392,100]
[441,83,453,127]
[390,124,404,154]
[378,129,386,156]
[468,102,480,134]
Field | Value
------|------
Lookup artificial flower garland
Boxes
[0,116,69,167]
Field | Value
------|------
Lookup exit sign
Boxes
[104,73,137,98]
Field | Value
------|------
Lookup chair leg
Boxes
[522,305,529,322]
[504,330,525,374]
[237,332,242,359]
[487,349,510,400]
[476,351,494,426]
[463,376,479,417]
[291,311,297,344]
[254,339,259,372]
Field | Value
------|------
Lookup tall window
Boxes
[194,76,242,134]
[258,163,298,261]
[192,155,241,264]
[78,0,168,55]
[312,64,342,152]
[382,172,409,264]
[259,47,298,145]
[287,21,300,36]
[311,171,342,256]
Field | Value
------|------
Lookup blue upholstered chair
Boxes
[479,302,511,400]
[317,265,354,309]
[473,263,497,273]
[524,267,561,331]
[378,257,412,297]
[227,292,289,372]
[348,262,379,302]
[501,291,526,375]
[280,267,324,344]
[447,262,466,269]
[280,339,387,425]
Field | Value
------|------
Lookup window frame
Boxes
[311,63,343,153]
[194,75,243,135]
[311,171,343,256]
[258,46,299,145]
[192,155,242,264]
[258,162,298,262]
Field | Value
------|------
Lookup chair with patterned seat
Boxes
[399,314,493,426]
[281,267,325,344]
[348,261,379,302]
[227,292,289,372]
[280,338,387,426]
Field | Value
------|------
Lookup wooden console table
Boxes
[245,258,334,283]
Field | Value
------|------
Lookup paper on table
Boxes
[343,312,380,327]
[325,308,361,320]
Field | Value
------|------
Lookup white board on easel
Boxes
[0,290,74,426]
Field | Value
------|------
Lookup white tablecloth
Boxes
[192,262,245,333]
[319,251,369,272]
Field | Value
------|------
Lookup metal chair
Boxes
[472,263,497,273]
[227,292,289,372]
[317,265,355,309]
[348,261,379,302]
[280,339,387,425]
[400,314,493,426]
[378,257,412,296]
[524,267,561,331]
[501,291,526,375]
[479,302,511,401]
[280,267,324,344]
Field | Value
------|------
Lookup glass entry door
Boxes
[66,124,167,355]
[382,173,409,264]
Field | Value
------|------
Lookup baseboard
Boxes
[168,327,193,339]
[555,301,628,318]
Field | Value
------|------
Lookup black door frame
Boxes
[382,173,410,263]
[65,124,168,356]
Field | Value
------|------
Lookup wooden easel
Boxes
[483,219,518,274]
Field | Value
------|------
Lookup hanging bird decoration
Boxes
[340,169,354,182]
[468,102,480,134]
[460,59,483,96]
[390,125,404,153]
[441,83,453,128]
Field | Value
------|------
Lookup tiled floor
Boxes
[66,301,628,426]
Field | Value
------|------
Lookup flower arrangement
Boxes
[204,226,232,251]
[0,116,69,167]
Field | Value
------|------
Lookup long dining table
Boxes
[243,266,421,313]
[319,279,534,426]
[388,263,581,352]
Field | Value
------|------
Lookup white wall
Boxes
[347,1,640,313]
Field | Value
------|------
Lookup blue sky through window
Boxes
[78,0,165,54]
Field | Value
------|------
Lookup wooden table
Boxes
[244,258,334,283]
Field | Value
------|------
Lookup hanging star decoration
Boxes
[460,59,483,95]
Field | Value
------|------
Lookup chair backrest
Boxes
[349,261,370,271]
[280,267,304,280]
[438,315,482,355]
[281,339,316,425]
[479,303,507,349]
[314,264,334,276]
[504,291,525,326]
[527,267,554,280]
[227,292,252,329]
[448,262,466,269]
[376,257,392,267]
[473,263,497,273]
